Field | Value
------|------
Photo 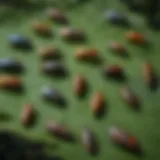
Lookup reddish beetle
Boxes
[20,104,35,127]
[72,74,87,96]
[109,126,140,152]
[90,92,105,116]
[126,31,146,45]
[120,86,139,109]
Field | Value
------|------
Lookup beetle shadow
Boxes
[77,83,89,99]
[90,134,100,156]
[95,102,108,120]
[3,85,25,94]
[0,112,12,122]
[148,74,159,92]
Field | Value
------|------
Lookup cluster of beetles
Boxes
[1,7,158,156]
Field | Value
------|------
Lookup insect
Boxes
[20,104,35,127]
[38,46,60,60]
[103,64,125,80]
[0,58,23,73]
[0,75,22,90]
[90,92,105,116]
[46,8,67,24]
[41,61,67,77]
[59,27,84,41]
[72,74,87,97]
[119,86,139,109]
[41,87,66,106]
[104,10,128,25]
[108,41,127,56]
[126,31,146,45]
[8,34,31,49]
[75,48,98,61]
[82,127,98,155]
[32,21,52,36]
[47,121,74,141]
[108,126,140,152]
[142,62,157,89]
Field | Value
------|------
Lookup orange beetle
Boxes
[0,75,21,90]
[142,62,157,89]
[20,104,35,127]
[72,74,87,96]
[126,31,145,45]
[90,92,105,116]
[75,48,98,61]
[32,21,52,36]
[109,126,140,153]
[119,86,139,109]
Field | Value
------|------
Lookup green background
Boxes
[0,0,160,160]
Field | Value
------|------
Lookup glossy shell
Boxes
[8,34,31,49]
[20,104,35,127]
[47,121,73,141]
[119,86,139,108]
[72,74,86,96]
[32,21,52,36]
[0,58,23,73]
[82,128,97,154]
[0,76,21,89]
[103,64,125,80]
[75,48,98,61]
[41,87,66,105]
[38,46,60,59]
[59,27,84,41]
[41,61,66,76]
[108,126,140,152]
[126,31,145,45]
[46,8,67,24]
[90,92,105,115]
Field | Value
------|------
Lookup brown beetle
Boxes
[90,92,105,116]
[125,31,145,45]
[59,27,84,41]
[46,8,67,24]
[47,121,74,141]
[108,41,126,56]
[103,64,125,80]
[0,75,22,90]
[38,46,60,59]
[75,48,98,61]
[32,21,52,36]
[108,126,140,153]
[20,104,35,127]
[82,127,98,155]
[120,86,139,109]
[72,74,87,97]
[142,62,157,89]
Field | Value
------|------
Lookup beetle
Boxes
[20,104,35,127]
[0,58,23,73]
[82,127,98,155]
[126,31,146,45]
[103,64,125,80]
[41,87,66,106]
[72,74,87,97]
[8,34,32,49]
[59,27,84,41]
[90,92,105,116]
[142,62,157,89]
[119,86,139,109]
[108,126,140,153]
[32,21,52,37]
[108,41,127,56]
[0,75,22,90]
[38,46,60,60]
[41,61,67,77]
[46,8,68,24]
[75,48,98,62]
[47,121,74,141]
